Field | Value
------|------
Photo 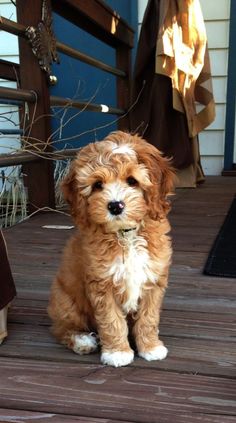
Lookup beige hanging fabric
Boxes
[130,0,215,187]
[0,306,8,344]
[156,0,215,138]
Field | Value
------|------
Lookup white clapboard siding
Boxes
[199,131,224,156]
[0,135,21,154]
[205,21,229,48]
[0,2,17,23]
[0,104,20,130]
[212,77,227,104]
[138,0,147,24]
[200,0,230,20]
[0,80,18,87]
[0,79,20,154]
[138,0,231,175]
[0,32,19,57]
[0,1,19,61]
[209,50,228,76]
[199,0,230,174]
[0,1,20,178]
[0,1,17,16]
[208,104,226,130]
[201,156,224,175]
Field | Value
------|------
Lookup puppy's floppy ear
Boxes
[133,136,175,220]
[62,162,77,209]
[62,161,88,227]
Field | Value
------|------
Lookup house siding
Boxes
[0,1,19,64]
[0,0,20,180]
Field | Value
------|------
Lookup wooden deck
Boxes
[1,176,236,423]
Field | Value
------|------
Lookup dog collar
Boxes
[118,227,137,237]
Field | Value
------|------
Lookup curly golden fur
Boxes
[48,131,175,367]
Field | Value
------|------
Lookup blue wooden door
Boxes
[50,1,137,150]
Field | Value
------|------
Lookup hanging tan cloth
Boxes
[130,0,215,187]
[156,0,215,138]
[0,306,9,344]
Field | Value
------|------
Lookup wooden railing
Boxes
[0,0,134,211]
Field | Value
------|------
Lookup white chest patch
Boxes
[109,232,157,314]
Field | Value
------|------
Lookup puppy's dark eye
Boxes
[92,180,103,191]
[126,176,138,187]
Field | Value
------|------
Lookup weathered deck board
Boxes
[1,322,235,377]
[1,176,236,422]
[0,358,236,423]
[7,305,236,342]
[0,408,124,422]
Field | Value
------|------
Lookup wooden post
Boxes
[16,0,55,211]
[116,45,132,131]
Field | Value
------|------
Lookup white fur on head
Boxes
[110,143,137,158]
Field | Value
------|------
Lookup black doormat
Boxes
[204,196,236,278]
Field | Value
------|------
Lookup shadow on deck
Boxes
[1,176,236,423]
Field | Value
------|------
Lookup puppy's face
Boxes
[81,153,151,232]
[63,132,175,231]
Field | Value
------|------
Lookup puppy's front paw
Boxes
[139,345,168,361]
[101,350,134,367]
[71,333,98,355]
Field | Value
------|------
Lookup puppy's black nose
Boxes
[108,201,125,215]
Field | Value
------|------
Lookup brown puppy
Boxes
[48,131,175,367]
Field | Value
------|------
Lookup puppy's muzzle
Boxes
[107,201,125,216]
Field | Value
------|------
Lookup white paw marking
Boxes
[139,345,168,361]
[101,350,134,367]
[72,333,98,355]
